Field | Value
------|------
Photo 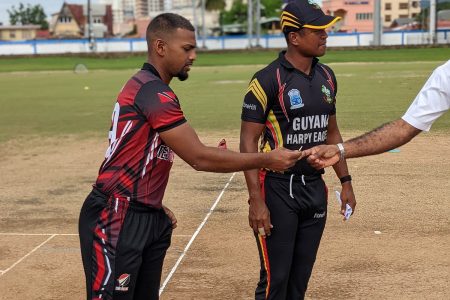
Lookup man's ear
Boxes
[289,32,300,46]
[154,39,166,57]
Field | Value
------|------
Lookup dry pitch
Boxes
[0,131,449,299]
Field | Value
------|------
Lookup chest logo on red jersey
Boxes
[288,89,304,110]
[157,145,174,162]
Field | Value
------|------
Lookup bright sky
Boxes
[0,0,97,26]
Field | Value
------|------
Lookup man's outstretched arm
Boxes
[160,122,304,172]
[306,119,421,169]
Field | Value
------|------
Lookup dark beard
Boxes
[176,70,189,81]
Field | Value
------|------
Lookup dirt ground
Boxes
[0,131,449,300]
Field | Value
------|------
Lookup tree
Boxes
[220,0,248,25]
[261,0,282,18]
[205,0,226,11]
[220,0,282,25]
[7,3,49,30]
[416,2,450,29]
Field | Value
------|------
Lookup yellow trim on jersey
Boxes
[303,17,341,29]
[247,78,268,111]
[267,110,283,148]
[262,141,272,153]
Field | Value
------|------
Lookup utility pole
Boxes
[247,0,253,48]
[201,0,206,48]
[192,0,198,40]
[373,0,381,46]
[87,0,95,51]
[255,0,261,47]
[429,0,436,44]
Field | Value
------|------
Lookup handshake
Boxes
[262,144,342,172]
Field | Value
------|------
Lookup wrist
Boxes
[336,143,345,162]
[339,175,352,184]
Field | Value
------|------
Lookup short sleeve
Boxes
[135,81,186,132]
[241,72,274,124]
[402,62,450,131]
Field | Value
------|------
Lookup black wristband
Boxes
[340,175,352,184]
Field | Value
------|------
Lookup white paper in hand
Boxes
[335,190,352,220]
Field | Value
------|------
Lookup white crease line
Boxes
[0,234,57,277]
[159,172,236,296]
[0,233,78,236]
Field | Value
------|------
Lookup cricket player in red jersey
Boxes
[78,13,305,300]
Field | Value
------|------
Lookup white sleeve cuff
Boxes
[401,114,431,132]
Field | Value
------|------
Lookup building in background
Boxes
[382,0,420,29]
[322,0,422,32]
[50,2,113,38]
[100,0,135,36]
[321,0,375,32]
[0,25,41,41]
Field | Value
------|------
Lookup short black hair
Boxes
[146,13,195,46]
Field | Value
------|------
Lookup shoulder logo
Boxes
[321,85,333,104]
[115,273,131,292]
[288,89,304,110]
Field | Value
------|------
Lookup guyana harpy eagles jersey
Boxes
[241,51,338,176]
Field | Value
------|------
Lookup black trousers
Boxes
[255,172,327,300]
[79,188,173,300]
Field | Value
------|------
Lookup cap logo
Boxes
[308,0,321,9]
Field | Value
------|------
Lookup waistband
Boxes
[265,171,322,182]
[91,186,161,212]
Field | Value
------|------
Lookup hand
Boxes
[162,205,178,229]
[248,194,273,238]
[339,183,356,221]
[305,145,340,169]
[266,147,305,172]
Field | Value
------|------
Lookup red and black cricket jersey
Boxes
[241,51,338,176]
[95,63,186,208]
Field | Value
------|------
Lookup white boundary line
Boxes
[0,234,57,277]
[159,172,236,296]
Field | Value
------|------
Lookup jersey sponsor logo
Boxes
[321,85,333,104]
[288,89,304,110]
[115,273,130,292]
[243,102,257,111]
[157,145,174,162]
[313,211,326,219]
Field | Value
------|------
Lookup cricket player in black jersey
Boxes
[78,13,304,300]
[240,1,357,299]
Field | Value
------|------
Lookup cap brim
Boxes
[303,15,341,29]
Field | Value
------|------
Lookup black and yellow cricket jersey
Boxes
[241,51,338,175]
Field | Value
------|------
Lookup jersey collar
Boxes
[278,50,319,77]
[142,63,162,79]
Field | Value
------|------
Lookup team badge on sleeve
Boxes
[288,89,304,110]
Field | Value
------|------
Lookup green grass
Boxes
[0,58,449,143]
[0,47,449,72]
